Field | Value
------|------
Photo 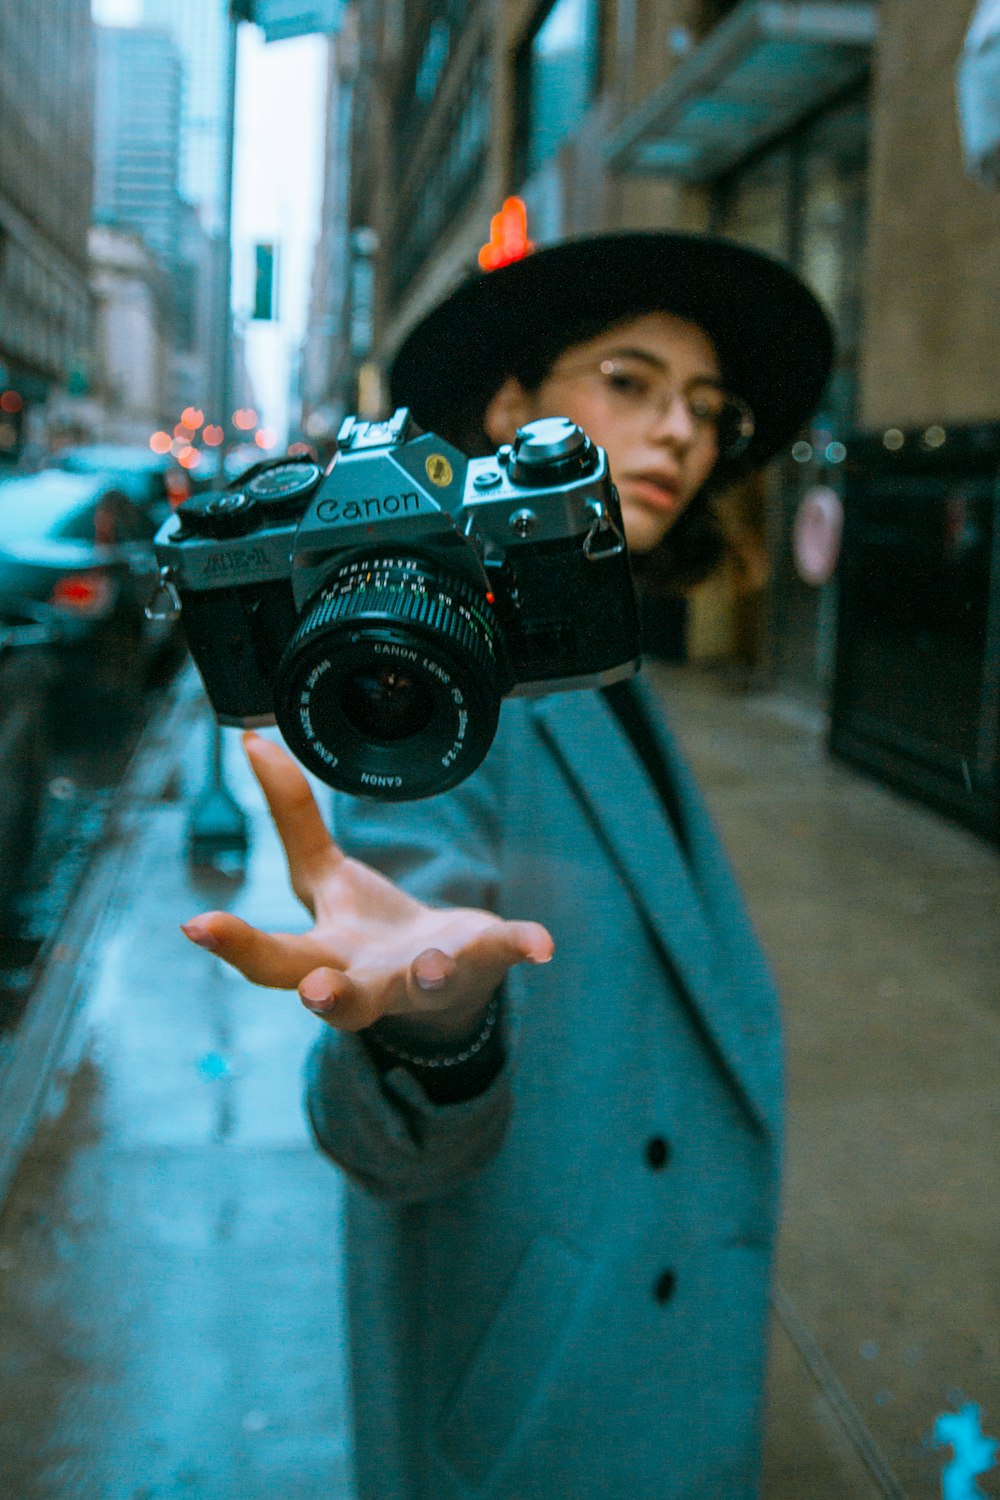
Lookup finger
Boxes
[450,922,552,996]
[243,732,343,900]
[298,967,374,1032]
[485,920,555,967]
[400,925,552,1015]
[180,911,340,990]
[402,947,458,1010]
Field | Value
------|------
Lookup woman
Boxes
[181,232,832,1498]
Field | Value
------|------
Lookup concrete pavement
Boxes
[646,662,1000,1500]
[0,670,353,1500]
[0,659,997,1499]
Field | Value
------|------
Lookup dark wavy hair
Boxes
[439,310,745,595]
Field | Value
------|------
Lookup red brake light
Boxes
[51,574,112,616]
[165,469,190,508]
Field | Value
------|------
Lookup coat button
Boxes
[645,1136,671,1169]
[653,1269,677,1304]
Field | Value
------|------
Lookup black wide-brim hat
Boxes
[389,231,835,466]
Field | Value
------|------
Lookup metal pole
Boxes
[187,6,249,873]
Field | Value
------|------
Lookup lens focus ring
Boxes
[273,556,507,801]
[294,572,498,671]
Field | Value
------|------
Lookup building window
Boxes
[711,91,870,700]
[712,91,869,424]
[515,0,601,181]
[389,39,493,303]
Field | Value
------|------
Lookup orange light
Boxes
[165,470,190,507]
[169,437,187,457]
[177,445,200,469]
[174,423,195,441]
[203,424,224,446]
[0,390,24,414]
[181,406,205,429]
[287,441,317,459]
[233,407,258,431]
[149,430,172,455]
[255,427,277,450]
[51,573,111,616]
[478,197,534,272]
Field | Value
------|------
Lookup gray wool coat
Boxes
[304,674,784,1500]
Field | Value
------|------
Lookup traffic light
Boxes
[252,243,278,320]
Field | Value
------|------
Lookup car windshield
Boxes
[0,471,102,541]
[57,447,156,474]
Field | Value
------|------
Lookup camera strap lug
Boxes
[583,499,626,561]
[145,565,182,622]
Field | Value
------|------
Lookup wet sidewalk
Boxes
[0,668,353,1500]
[0,660,997,1499]
[646,662,1000,1500]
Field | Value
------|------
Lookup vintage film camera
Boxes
[152,408,641,801]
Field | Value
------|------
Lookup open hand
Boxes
[180,732,553,1036]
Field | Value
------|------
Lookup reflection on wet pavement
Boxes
[0,674,352,1499]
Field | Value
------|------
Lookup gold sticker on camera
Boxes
[425,454,453,487]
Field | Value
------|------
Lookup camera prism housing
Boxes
[154,408,641,800]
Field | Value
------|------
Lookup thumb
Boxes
[495,920,555,967]
[450,920,555,985]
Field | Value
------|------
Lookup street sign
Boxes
[244,0,342,41]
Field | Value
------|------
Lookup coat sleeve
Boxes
[302,718,516,1204]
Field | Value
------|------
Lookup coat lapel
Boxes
[527,682,781,1138]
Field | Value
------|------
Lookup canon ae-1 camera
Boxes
[152,408,641,801]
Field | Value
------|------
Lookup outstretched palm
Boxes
[181,732,553,1036]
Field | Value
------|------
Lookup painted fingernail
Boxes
[415,971,448,992]
[414,951,453,990]
[181,922,219,953]
[300,974,334,1010]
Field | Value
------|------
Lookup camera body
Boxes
[154,408,640,800]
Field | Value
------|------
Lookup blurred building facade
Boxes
[0,0,95,461]
[311,0,886,687]
[87,2,246,465]
[135,0,248,441]
[84,224,173,446]
[140,0,233,235]
[93,28,186,276]
[300,19,362,449]
[306,0,1000,838]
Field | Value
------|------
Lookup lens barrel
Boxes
[273,555,506,800]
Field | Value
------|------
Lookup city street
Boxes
[3,0,1000,1493]
[0,661,996,1498]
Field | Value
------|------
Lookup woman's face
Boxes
[483,311,723,555]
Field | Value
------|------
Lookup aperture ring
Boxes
[289,565,503,680]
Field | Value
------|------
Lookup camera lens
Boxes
[340,666,435,743]
[273,555,508,800]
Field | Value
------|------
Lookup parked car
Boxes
[0,469,175,719]
[0,596,61,931]
[53,444,190,529]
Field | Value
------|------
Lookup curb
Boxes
[0,666,205,1207]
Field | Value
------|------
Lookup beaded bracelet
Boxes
[369,995,500,1069]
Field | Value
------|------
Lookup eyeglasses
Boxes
[549,356,755,459]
